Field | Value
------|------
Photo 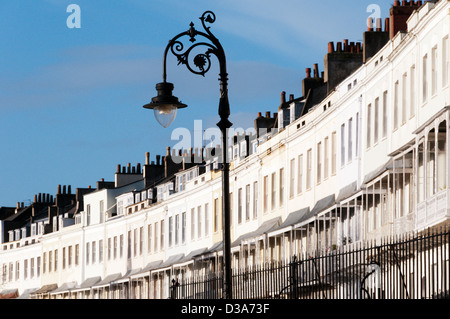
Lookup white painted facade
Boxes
[1,0,449,299]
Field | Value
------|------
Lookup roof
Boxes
[94,273,122,287]
[176,248,208,265]
[141,260,163,272]
[362,159,392,185]
[157,253,185,269]
[31,284,58,295]
[295,194,336,226]
[231,217,281,247]
[310,194,336,216]
[17,288,39,299]
[114,268,142,283]
[0,289,18,299]
[279,208,310,228]
[202,241,223,255]
[268,207,310,235]
[71,276,102,291]
[336,182,358,202]
[50,281,77,294]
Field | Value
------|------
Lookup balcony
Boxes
[416,189,449,230]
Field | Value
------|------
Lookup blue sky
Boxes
[0,0,393,207]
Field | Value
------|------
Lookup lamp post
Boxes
[143,11,233,299]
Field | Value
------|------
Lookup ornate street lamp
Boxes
[143,11,233,299]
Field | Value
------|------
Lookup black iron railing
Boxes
[171,227,450,299]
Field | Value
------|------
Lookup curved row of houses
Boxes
[1,0,450,299]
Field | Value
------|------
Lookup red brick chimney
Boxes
[389,1,422,39]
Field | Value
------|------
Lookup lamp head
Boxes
[143,82,187,128]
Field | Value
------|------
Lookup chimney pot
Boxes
[117,164,121,173]
[367,17,374,31]
[394,0,400,6]
[306,68,311,78]
[289,94,294,101]
[281,91,286,104]
[34,195,37,203]
[343,39,349,52]
[313,64,319,78]
[145,152,150,165]
[336,42,342,52]
[328,42,334,53]
[265,112,271,118]
[17,202,20,209]
[376,18,382,31]
[57,185,61,195]
[63,186,66,194]
[166,146,171,156]
[137,163,141,173]
[257,112,262,118]
[68,185,71,194]
[156,155,161,165]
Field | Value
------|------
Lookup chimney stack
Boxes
[324,38,363,94]
[363,13,389,63]
[389,0,421,39]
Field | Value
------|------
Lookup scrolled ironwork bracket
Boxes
[161,11,230,124]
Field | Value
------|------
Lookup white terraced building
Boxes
[1,0,449,299]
